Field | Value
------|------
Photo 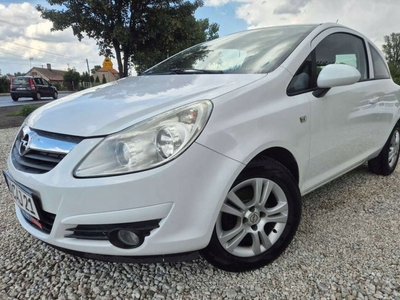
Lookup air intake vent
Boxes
[65,219,161,241]
[21,208,56,234]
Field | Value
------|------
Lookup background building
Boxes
[25,64,66,85]
[94,57,120,83]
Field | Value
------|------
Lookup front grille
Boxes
[12,140,66,173]
[11,126,81,174]
[65,219,161,240]
[21,208,56,234]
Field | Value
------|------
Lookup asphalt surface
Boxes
[0,93,70,108]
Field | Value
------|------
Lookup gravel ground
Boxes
[0,126,399,300]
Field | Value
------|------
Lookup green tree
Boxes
[36,0,219,77]
[91,65,101,75]
[14,72,25,77]
[133,17,219,72]
[382,33,400,84]
[81,71,90,83]
[63,69,81,91]
[388,62,400,85]
[102,74,107,84]
[0,76,10,93]
[90,75,94,83]
[95,75,100,83]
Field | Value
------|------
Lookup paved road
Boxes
[0,93,71,108]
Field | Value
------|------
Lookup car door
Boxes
[34,78,45,96]
[367,43,400,146]
[42,79,53,97]
[302,30,384,193]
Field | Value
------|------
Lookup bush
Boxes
[0,76,10,93]
[52,82,65,91]
[9,105,40,117]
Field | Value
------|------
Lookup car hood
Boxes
[27,74,265,137]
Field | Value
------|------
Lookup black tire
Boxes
[53,91,58,100]
[34,92,41,100]
[11,96,18,101]
[368,124,400,176]
[202,157,301,272]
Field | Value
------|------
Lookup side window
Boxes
[315,33,368,81]
[34,78,43,85]
[42,79,50,86]
[369,44,390,79]
[287,54,315,95]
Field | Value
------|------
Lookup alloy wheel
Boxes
[216,178,289,258]
[388,129,400,168]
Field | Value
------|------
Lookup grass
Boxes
[7,105,40,117]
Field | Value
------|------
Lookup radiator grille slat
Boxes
[11,127,78,174]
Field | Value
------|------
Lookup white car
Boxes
[3,23,400,272]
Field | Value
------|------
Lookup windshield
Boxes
[144,25,317,75]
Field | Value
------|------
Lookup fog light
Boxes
[109,229,143,249]
[117,230,140,246]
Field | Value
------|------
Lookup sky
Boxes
[1,0,400,76]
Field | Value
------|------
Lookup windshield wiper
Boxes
[170,68,224,74]
[141,69,224,75]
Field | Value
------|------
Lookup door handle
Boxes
[369,97,380,105]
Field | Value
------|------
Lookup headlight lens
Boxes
[74,100,213,177]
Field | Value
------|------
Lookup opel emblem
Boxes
[249,212,260,224]
[18,127,33,157]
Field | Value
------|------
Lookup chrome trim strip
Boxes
[20,125,78,155]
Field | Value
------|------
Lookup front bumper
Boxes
[7,137,243,257]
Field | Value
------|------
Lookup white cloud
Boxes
[0,2,106,75]
[207,0,400,49]
[273,0,310,15]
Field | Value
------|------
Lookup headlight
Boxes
[74,100,213,177]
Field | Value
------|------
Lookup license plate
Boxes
[2,171,40,220]
[16,87,26,90]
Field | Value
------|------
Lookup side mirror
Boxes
[317,64,361,88]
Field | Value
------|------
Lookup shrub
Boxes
[9,105,40,117]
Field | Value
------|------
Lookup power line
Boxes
[0,49,24,58]
[6,41,85,61]
[0,60,31,66]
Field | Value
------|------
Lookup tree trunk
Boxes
[113,39,125,78]
[123,46,129,77]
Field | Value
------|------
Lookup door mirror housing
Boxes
[317,64,361,88]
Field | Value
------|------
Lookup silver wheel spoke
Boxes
[265,202,288,215]
[221,203,244,218]
[259,230,273,250]
[259,180,273,207]
[219,225,245,244]
[251,232,262,255]
[253,178,264,204]
[268,214,288,223]
[227,191,247,211]
[225,229,247,252]
[389,151,395,162]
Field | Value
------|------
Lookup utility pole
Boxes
[86,58,92,87]
[29,58,33,69]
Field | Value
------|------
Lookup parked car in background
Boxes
[3,23,400,272]
[10,76,58,101]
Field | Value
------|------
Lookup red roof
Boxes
[98,68,119,75]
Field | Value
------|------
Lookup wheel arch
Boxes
[246,147,300,184]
